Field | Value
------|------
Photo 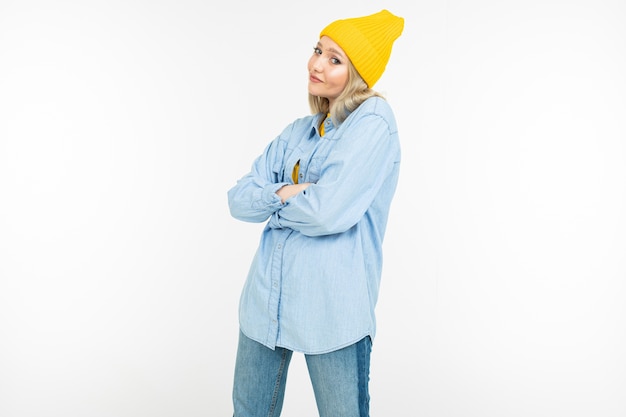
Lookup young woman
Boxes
[227,9,404,417]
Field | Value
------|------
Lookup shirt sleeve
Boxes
[227,133,289,223]
[269,109,400,236]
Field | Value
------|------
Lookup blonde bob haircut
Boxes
[308,60,383,126]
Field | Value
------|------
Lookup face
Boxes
[308,36,349,107]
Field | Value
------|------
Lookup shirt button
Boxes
[273,281,278,288]
[277,244,282,249]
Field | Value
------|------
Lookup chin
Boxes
[308,87,325,98]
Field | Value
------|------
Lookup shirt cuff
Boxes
[267,212,282,229]
[264,182,288,206]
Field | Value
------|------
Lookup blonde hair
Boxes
[308,60,384,125]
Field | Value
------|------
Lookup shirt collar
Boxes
[311,112,334,137]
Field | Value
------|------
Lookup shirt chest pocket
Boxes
[305,156,323,184]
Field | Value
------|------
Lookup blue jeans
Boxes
[232,331,372,417]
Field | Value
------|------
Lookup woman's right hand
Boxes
[276,183,312,203]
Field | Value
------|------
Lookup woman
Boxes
[227,9,404,417]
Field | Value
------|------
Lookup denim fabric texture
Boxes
[233,331,371,417]
[227,96,401,354]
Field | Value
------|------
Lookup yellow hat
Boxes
[320,9,404,88]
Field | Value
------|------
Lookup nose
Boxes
[310,55,323,72]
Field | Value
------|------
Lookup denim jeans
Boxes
[232,331,372,417]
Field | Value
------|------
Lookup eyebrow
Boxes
[317,42,346,58]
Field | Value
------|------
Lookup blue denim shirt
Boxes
[227,97,401,354]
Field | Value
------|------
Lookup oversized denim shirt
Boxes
[227,96,401,354]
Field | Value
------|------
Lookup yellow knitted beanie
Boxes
[320,9,404,88]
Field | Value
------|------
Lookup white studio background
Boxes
[0,0,624,416]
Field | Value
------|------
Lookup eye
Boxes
[313,47,322,55]
[330,57,341,65]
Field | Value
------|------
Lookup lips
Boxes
[309,74,322,83]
